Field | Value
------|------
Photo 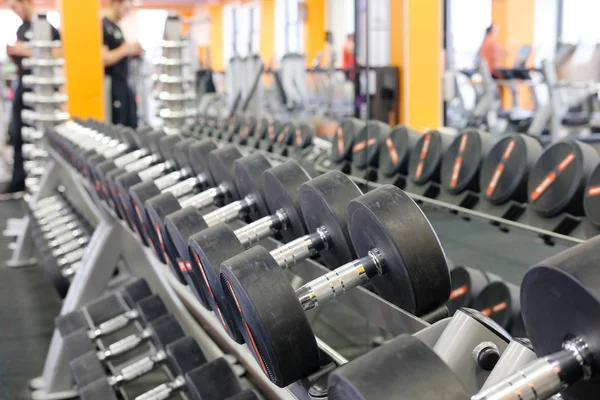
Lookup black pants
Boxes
[8,83,26,189]
[111,79,138,129]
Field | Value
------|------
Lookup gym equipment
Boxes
[257,119,284,153]
[583,163,600,228]
[69,314,185,388]
[226,391,259,400]
[330,118,366,173]
[232,116,256,146]
[244,117,269,149]
[406,130,454,195]
[440,129,495,196]
[350,120,390,179]
[186,160,311,343]
[327,307,511,399]
[472,281,521,332]
[527,139,598,217]
[271,122,296,156]
[473,235,600,400]
[128,144,241,258]
[446,266,493,315]
[221,185,450,386]
[77,336,206,400]
[377,125,420,185]
[147,152,272,283]
[479,134,544,205]
[135,357,242,400]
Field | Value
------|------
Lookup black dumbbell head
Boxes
[121,278,152,307]
[136,294,169,325]
[299,171,361,269]
[294,124,314,149]
[69,351,106,388]
[379,125,420,177]
[149,314,185,349]
[86,293,127,326]
[220,246,320,387]
[473,281,520,330]
[347,185,450,316]
[408,130,453,185]
[188,139,219,183]
[56,311,88,337]
[352,120,390,170]
[331,118,364,164]
[232,153,272,221]
[165,336,207,376]
[185,358,242,400]
[208,145,244,204]
[78,378,118,400]
[263,160,311,242]
[584,163,600,228]
[63,328,95,361]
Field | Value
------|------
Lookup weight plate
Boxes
[441,129,495,194]
[43,257,70,299]
[252,117,269,141]
[480,134,543,205]
[264,160,311,242]
[521,235,600,399]
[328,334,470,400]
[232,153,272,221]
[472,281,520,330]
[348,185,450,315]
[299,171,362,269]
[265,120,283,143]
[379,125,420,177]
[209,145,244,204]
[68,352,106,388]
[158,134,184,161]
[172,138,197,169]
[185,358,242,400]
[220,246,320,387]
[120,278,152,307]
[63,329,95,361]
[86,294,127,326]
[274,123,295,146]
[331,118,365,164]
[150,314,185,349]
[188,224,246,343]
[294,124,314,149]
[446,266,489,314]
[584,163,600,227]
[165,336,207,376]
[238,117,256,140]
[129,182,166,261]
[136,295,169,325]
[56,311,88,337]
[188,139,219,183]
[528,140,598,217]
[352,121,390,170]
[409,130,453,185]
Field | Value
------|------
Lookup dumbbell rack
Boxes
[8,135,453,399]
[153,15,196,134]
[21,13,68,194]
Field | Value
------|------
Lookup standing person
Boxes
[102,0,142,129]
[341,33,356,81]
[4,0,60,196]
[479,24,506,78]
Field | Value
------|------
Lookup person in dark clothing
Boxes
[5,0,61,195]
[102,0,142,129]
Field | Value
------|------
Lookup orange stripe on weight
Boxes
[588,186,600,196]
[481,308,492,317]
[296,129,302,147]
[458,134,468,153]
[557,153,575,171]
[502,139,516,160]
[530,171,557,201]
[276,125,290,143]
[353,137,377,153]
[194,253,215,299]
[415,161,424,179]
[449,285,468,300]
[420,134,431,160]
[486,164,505,196]
[336,127,344,155]
[450,156,463,188]
[385,137,400,164]
[492,302,507,313]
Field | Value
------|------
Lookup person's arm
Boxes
[6,41,32,59]
[102,43,129,67]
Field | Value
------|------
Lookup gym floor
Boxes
[0,197,570,398]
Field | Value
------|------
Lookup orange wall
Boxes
[259,0,276,67]
[390,0,403,125]
[304,0,326,67]
[60,0,104,119]
[209,4,224,71]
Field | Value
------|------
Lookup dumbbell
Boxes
[220,185,450,386]
[446,266,495,315]
[147,152,274,285]
[220,115,243,142]
[72,335,202,397]
[258,119,284,152]
[479,133,543,205]
[134,357,242,400]
[56,278,153,337]
[114,139,219,242]
[330,118,365,170]
[64,304,174,362]
[182,169,360,317]
[527,139,598,217]
[129,144,244,261]
[440,129,495,194]
[584,163,600,228]
[271,122,296,156]
[245,117,270,149]
[185,160,312,342]
[472,235,600,400]
[292,123,314,151]
[472,280,521,332]
[408,129,454,186]
[351,120,391,178]
[377,125,420,181]
[232,116,256,146]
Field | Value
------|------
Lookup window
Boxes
[448,0,492,69]
[136,10,168,54]
[223,2,260,66]
[275,0,304,60]
[561,0,600,44]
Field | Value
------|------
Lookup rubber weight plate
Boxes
[472,281,520,330]
[352,120,390,170]
[252,117,269,141]
[294,124,314,149]
[78,378,118,400]
[441,129,495,194]
[185,358,242,400]
[188,223,246,342]
[446,266,490,315]
[409,130,453,185]
[120,278,152,307]
[328,334,470,400]
[347,185,450,316]
[165,336,207,376]
[480,134,543,205]
[136,295,169,325]
[187,139,219,184]
[208,145,244,205]
[220,246,320,387]
[232,153,272,221]
[265,119,283,143]
[521,235,600,400]
[379,125,420,177]
[299,171,362,269]
[583,163,600,228]
[263,160,311,242]
[331,118,365,164]
[238,117,256,141]
[528,139,598,217]
[227,390,259,400]
[274,122,295,146]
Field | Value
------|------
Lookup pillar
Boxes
[208,4,224,71]
[389,0,403,125]
[259,0,276,65]
[304,0,326,67]
[59,0,104,120]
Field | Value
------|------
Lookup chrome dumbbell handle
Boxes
[108,350,166,385]
[202,195,256,228]
[135,376,186,400]
[96,327,151,360]
[270,227,330,270]
[234,209,287,247]
[88,309,139,339]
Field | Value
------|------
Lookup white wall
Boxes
[326,0,355,67]
[449,0,491,69]
[533,0,558,64]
